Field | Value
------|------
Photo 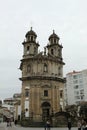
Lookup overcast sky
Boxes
[0,0,87,100]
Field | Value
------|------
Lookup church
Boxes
[19,27,65,122]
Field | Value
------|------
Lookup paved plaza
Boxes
[0,122,78,130]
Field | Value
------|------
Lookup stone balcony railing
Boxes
[20,73,65,82]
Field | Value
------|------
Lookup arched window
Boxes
[31,36,33,41]
[26,46,29,54]
[58,49,61,56]
[51,49,54,55]
[58,66,61,76]
[25,90,29,97]
[26,36,30,41]
[34,47,37,54]
[44,64,48,72]
[51,39,53,44]
[54,38,56,43]
[60,90,63,98]
[27,65,31,72]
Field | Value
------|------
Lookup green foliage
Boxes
[79,102,87,118]
[65,104,78,118]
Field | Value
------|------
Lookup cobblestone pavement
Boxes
[0,122,78,130]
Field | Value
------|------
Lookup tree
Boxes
[65,104,78,118]
[79,101,87,118]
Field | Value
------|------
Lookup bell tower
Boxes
[47,30,64,78]
[22,27,39,57]
[47,30,62,60]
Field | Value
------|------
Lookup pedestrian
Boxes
[46,120,51,130]
[14,119,17,125]
[7,118,9,127]
[82,119,86,130]
[84,121,87,130]
[77,119,81,130]
[67,118,72,130]
[44,122,47,130]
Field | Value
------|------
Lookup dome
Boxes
[48,30,60,40]
[25,27,37,38]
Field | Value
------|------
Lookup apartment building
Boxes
[64,70,87,105]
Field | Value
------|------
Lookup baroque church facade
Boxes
[20,27,65,122]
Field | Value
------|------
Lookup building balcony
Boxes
[19,73,65,82]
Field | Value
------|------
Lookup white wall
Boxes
[25,100,29,117]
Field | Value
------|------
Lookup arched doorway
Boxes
[41,102,51,121]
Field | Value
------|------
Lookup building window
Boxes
[75,96,80,99]
[60,90,63,98]
[74,85,79,89]
[73,75,78,79]
[31,36,33,41]
[51,39,53,44]
[73,80,78,84]
[80,89,84,94]
[27,65,31,72]
[81,95,84,100]
[58,66,61,76]
[44,90,48,96]
[58,49,61,56]
[34,47,37,54]
[44,64,48,72]
[74,91,79,95]
[26,36,30,41]
[27,46,29,54]
[51,49,54,55]
[54,38,56,43]
[79,79,83,83]
[25,90,29,97]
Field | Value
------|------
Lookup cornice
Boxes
[19,76,66,83]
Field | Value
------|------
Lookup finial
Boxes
[53,30,55,34]
[44,47,46,55]
[30,27,32,30]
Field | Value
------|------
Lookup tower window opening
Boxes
[27,46,29,54]
[31,36,33,41]
[34,47,37,54]
[44,64,48,72]
[58,66,61,76]
[44,90,48,96]
[51,49,54,55]
[58,49,61,56]
[54,38,56,43]
[51,39,53,44]
[26,36,30,41]
[27,65,31,72]
[60,90,63,98]
[33,37,35,42]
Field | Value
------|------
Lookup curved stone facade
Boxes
[20,28,65,121]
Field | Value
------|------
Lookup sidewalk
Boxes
[0,122,78,130]
[0,122,16,130]
[0,122,6,130]
[0,122,7,127]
